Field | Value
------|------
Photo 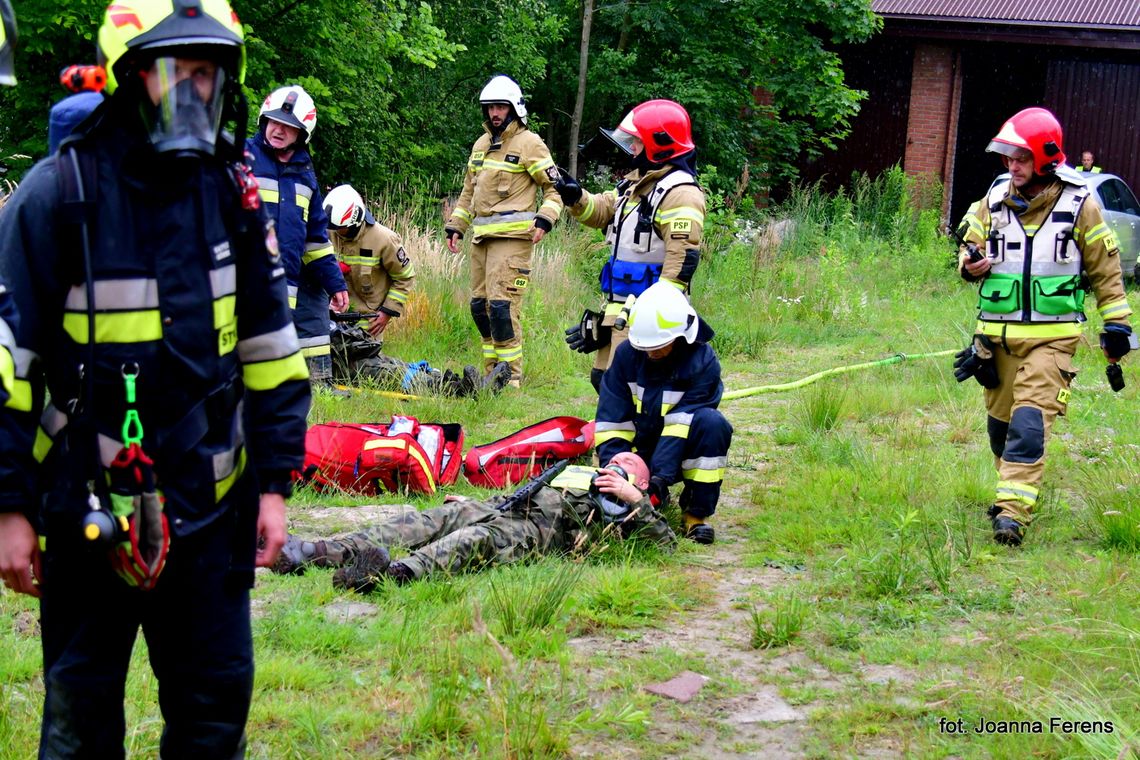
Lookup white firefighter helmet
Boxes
[479,74,527,125]
[627,281,699,351]
[259,85,317,143]
[324,184,373,233]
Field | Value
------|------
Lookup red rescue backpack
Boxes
[301,416,463,495]
[464,416,595,489]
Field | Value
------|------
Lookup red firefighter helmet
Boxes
[986,107,1066,176]
[603,99,694,164]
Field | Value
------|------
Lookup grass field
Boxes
[2,171,1138,758]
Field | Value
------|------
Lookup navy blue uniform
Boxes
[245,132,344,371]
[0,100,310,757]
[595,320,732,518]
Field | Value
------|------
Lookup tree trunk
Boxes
[567,0,594,178]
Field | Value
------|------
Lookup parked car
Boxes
[986,171,1140,279]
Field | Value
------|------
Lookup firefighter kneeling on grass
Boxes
[324,184,510,397]
[594,282,731,544]
[955,107,1132,547]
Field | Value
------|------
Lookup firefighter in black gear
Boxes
[0,1,309,756]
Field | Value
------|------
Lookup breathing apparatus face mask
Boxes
[141,56,227,157]
[590,464,632,523]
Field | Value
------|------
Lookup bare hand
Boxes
[593,470,641,505]
[531,226,546,244]
[0,512,42,597]
[963,255,991,278]
[330,291,350,313]
[446,233,461,254]
[443,494,472,504]
[255,493,287,568]
[367,312,391,337]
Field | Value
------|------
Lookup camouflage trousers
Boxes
[319,501,557,581]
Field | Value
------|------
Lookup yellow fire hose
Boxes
[722,349,957,401]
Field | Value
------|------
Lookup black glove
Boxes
[647,476,670,510]
[444,227,462,241]
[553,169,583,206]
[1100,323,1133,360]
[564,309,611,354]
[533,216,553,233]
[953,337,999,389]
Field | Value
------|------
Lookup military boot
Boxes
[988,506,1024,546]
[273,535,329,575]
[480,362,511,395]
[332,546,392,594]
[682,513,715,545]
[386,560,415,586]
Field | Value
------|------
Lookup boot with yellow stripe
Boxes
[682,512,715,545]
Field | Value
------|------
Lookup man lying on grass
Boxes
[273,452,675,591]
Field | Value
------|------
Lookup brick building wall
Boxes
[903,44,962,218]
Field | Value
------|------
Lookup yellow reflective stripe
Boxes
[682,467,724,484]
[660,277,686,291]
[595,429,635,445]
[1084,223,1110,245]
[391,267,416,280]
[527,157,555,175]
[592,430,638,448]
[965,216,985,237]
[405,444,435,493]
[661,423,690,439]
[287,295,297,309]
[294,195,309,222]
[63,312,164,344]
[8,378,32,412]
[213,295,236,330]
[338,255,378,266]
[473,220,534,236]
[655,206,705,225]
[632,396,642,414]
[471,219,533,234]
[996,480,1038,505]
[482,343,498,359]
[33,427,53,463]
[975,321,1082,339]
[539,200,561,216]
[497,345,522,362]
[1098,299,1133,320]
[388,289,409,304]
[215,447,247,502]
[580,195,596,219]
[301,344,331,358]
[258,188,281,204]
[243,352,308,391]
[453,208,474,223]
[0,348,12,402]
[302,244,335,266]
[482,159,527,173]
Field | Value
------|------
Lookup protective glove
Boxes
[564,309,611,354]
[647,476,670,510]
[553,169,583,206]
[1100,323,1133,360]
[953,336,999,389]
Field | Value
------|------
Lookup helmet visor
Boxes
[985,140,1027,160]
[601,111,641,156]
[144,56,226,156]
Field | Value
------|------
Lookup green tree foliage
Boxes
[1,0,878,202]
